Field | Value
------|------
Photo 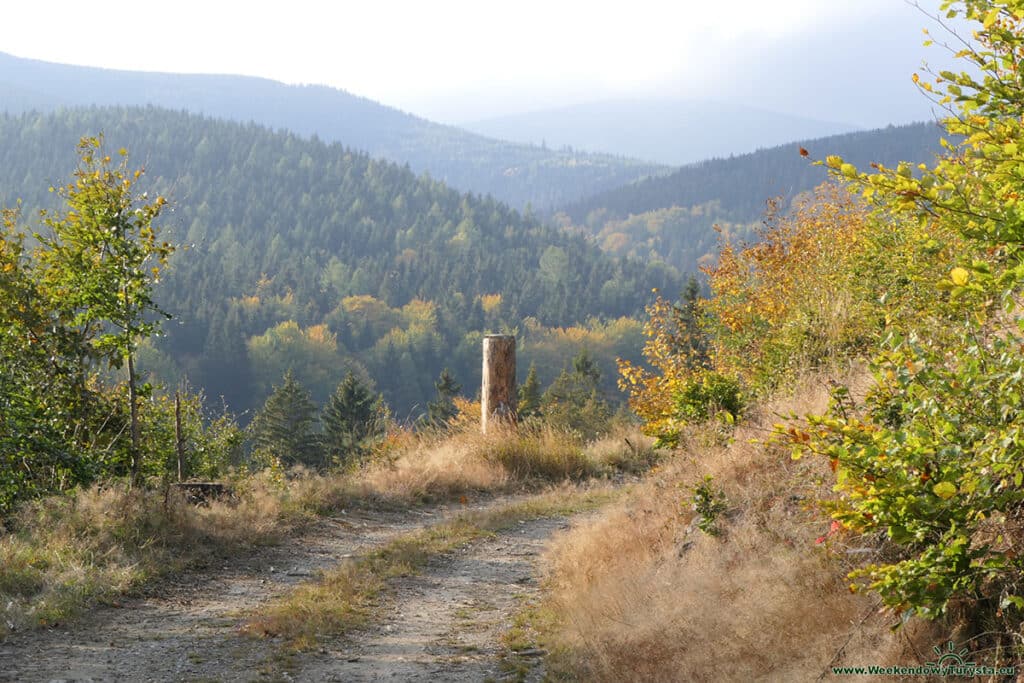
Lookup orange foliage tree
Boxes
[702,183,875,390]
[620,183,877,444]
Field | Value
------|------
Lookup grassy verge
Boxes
[242,484,621,650]
[0,426,655,638]
[527,372,946,681]
[493,596,564,683]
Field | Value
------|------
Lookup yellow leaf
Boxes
[950,267,970,286]
[933,481,957,499]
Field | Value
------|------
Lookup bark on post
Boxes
[482,335,516,434]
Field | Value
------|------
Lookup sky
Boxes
[2,1,962,127]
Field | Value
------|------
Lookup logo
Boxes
[925,641,975,670]
[831,639,1016,678]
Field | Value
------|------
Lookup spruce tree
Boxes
[571,347,601,386]
[675,274,709,369]
[249,369,322,468]
[518,362,543,419]
[322,370,384,466]
[423,368,461,428]
[541,348,610,439]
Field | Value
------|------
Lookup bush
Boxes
[689,475,728,536]
[675,372,743,424]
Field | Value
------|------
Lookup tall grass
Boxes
[0,479,285,634]
[534,370,942,680]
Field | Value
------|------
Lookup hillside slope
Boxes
[0,107,678,415]
[559,122,945,272]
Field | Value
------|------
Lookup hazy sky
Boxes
[3,1,960,126]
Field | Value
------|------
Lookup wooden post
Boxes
[482,335,517,434]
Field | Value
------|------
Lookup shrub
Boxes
[689,475,728,536]
[781,0,1024,646]
[675,371,743,424]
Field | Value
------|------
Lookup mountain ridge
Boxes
[463,97,863,166]
[0,51,662,211]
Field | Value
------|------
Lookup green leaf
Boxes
[1001,595,1024,610]
[933,481,957,499]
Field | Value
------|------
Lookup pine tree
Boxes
[249,369,322,468]
[322,370,385,466]
[541,348,610,439]
[423,368,461,428]
[675,274,709,369]
[518,362,542,419]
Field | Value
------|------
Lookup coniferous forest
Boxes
[558,122,948,273]
[0,107,680,419]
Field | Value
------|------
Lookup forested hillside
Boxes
[0,107,680,417]
[558,122,945,272]
[0,52,663,210]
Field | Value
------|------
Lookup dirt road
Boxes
[0,496,578,682]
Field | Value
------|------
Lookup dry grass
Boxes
[360,431,511,501]
[535,369,943,681]
[353,423,660,498]
[0,478,286,635]
[243,483,621,650]
[583,428,661,475]
[0,422,659,638]
[481,425,594,480]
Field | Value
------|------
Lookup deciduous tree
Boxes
[34,136,174,484]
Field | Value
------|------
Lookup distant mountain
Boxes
[558,122,945,274]
[462,99,861,166]
[0,52,662,210]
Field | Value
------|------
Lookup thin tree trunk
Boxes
[128,351,141,486]
[175,392,185,482]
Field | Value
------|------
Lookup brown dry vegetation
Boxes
[0,422,656,638]
[536,369,946,681]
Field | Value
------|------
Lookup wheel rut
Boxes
[295,515,572,682]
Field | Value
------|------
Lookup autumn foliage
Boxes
[620,183,879,445]
[702,184,875,388]
[620,0,1024,657]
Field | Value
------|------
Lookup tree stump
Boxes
[482,335,516,434]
